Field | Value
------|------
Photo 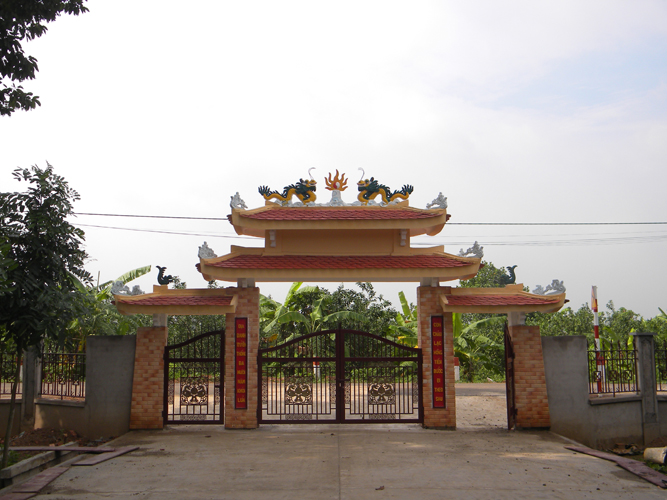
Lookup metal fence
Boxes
[39,348,86,399]
[588,344,638,396]
[0,351,20,399]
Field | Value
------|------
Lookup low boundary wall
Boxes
[542,335,655,449]
[34,335,136,438]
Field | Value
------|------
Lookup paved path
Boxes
[28,425,662,500]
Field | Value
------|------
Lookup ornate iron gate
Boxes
[163,330,224,425]
[504,324,517,430]
[258,328,423,423]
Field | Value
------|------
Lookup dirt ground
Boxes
[1,428,111,466]
[455,382,508,429]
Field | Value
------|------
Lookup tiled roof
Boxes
[239,208,443,221]
[114,295,234,306]
[445,295,561,306]
[209,255,471,269]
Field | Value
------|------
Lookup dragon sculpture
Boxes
[258,178,317,205]
[156,266,175,285]
[499,265,517,285]
[357,175,414,205]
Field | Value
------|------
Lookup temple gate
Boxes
[114,171,566,430]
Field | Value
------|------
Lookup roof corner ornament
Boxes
[230,192,248,210]
[534,279,566,295]
[198,241,217,259]
[426,192,448,209]
[156,266,175,285]
[258,173,317,206]
[457,241,484,259]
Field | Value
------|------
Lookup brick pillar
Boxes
[224,287,260,429]
[129,326,168,430]
[417,286,456,429]
[508,324,550,429]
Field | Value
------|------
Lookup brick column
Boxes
[417,286,456,429]
[129,326,168,429]
[224,287,260,429]
[508,325,550,429]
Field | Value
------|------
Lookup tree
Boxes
[0,164,91,467]
[1,0,88,116]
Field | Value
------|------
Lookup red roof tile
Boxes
[114,295,234,307]
[445,295,561,306]
[209,255,471,270]
[240,208,443,221]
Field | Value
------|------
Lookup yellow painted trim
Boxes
[437,286,566,314]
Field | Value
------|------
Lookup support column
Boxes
[507,323,550,429]
[224,286,260,429]
[129,326,168,429]
[632,331,659,446]
[417,285,456,429]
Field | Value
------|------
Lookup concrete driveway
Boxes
[30,423,664,500]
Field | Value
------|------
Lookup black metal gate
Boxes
[258,328,423,423]
[163,330,224,425]
[504,324,517,430]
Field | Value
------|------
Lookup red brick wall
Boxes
[508,324,550,428]
[224,287,260,429]
[417,286,456,429]
[129,326,168,430]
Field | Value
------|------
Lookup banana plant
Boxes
[67,265,152,350]
[388,291,418,347]
[453,313,506,382]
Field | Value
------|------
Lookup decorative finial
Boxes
[426,192,448,209]
[230,192,248,210]
[325,170,348,191]
[156,266,174,285]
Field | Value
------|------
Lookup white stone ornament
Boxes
[533,280,566,295]
[426,193,448,209]
[230,192,248,210]
[129,285,144,295]
[198,241,217,259]
[458,241,484,259]
[111,281,130,295]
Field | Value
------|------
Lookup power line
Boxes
[73,212,667,226]
[76,224,255,240]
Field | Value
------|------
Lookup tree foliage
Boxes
[0,164,91,349]
[1,0,88,116]
[0,163,90,466]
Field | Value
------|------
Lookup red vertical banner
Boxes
[235,318,248,409]
[431,315,445,408]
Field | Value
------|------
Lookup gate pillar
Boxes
[129,326,169,429]
[417,285,456,429]
[507,322,550,429]
[224,286,260,429]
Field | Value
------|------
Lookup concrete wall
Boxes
[36,335,136,438]
[542,336,644,448]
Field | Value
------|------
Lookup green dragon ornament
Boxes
[357,173,414,205]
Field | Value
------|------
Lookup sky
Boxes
[2,1,667,319]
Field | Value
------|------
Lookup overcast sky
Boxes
[2,1,667,319]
